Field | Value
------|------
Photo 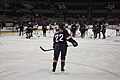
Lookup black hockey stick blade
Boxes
[37,35,40,37]
[40,45,73,52]
[107,31,114,37]
[107,35,110,37]
[33,33,40,37]
[40,46,54,52]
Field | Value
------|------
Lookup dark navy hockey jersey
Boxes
[53,29,78,47]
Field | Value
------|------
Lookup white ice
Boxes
[0,29,120,80]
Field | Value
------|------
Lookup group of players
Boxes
[16,20,120,39]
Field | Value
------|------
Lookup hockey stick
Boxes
[88,32,93,36]
[40,46,54,51]
[33,33,40,37]
[40,45,73,52]
[107,31,114,37]
[88,32,93,38]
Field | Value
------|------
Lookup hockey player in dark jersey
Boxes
[92,22,101,39]
[25,26,32,39]
[101,23,106,39]
[19,22,24,36]
[52,23,78,72]
[70,22,78,37]
[96,23,101,38]
[28,22,33,37]
[42,23,47,37]
[79,22,86,38]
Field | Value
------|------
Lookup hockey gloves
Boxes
[67,38,78,47]
[72,41,78,47]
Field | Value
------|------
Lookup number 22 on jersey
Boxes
[55,34,64,42]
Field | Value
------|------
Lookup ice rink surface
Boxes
[0,29,120,80]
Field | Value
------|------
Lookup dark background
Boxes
[0,0,120,24]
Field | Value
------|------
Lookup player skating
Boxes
[92,22,101,39]
[19,22,24,36]
[79,21,86,38]
[25,26,32,39]
[101,23,107,39]
[70,22,78,37]
[42,23,47,37]
[52,23,78,72]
